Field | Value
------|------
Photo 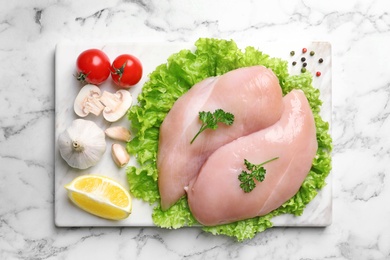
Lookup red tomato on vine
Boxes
[76,49,111,85]
[111,54,143,88]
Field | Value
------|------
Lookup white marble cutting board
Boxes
[54,41,332,227]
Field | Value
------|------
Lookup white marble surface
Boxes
[1,0,389,259]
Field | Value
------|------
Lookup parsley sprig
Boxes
[190,109,234,144]
[238,157,279,193]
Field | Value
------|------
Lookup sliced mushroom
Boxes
[100,90,132,122]
[74,84,104,117]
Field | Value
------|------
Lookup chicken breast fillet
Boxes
[158,66,284,210]
[186,90,318,226]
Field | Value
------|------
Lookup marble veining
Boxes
[1,0,390,259]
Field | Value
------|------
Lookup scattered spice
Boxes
[290,48,325,76]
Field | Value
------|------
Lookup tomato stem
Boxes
[76,72,90,83]
[112,62,127,83]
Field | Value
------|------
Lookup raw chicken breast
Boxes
[186,90,317,226]
[158,66,284,210]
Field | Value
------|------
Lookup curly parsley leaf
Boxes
[190,109,234,144]
[238,157,279,193]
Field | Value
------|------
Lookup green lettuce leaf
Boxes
[126,38,332,241]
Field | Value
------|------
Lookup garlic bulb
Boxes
[58,119,106,169]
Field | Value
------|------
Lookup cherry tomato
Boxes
[111,54,143,88]
[76,49,111,85]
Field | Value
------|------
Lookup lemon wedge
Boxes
[64,174,132,220]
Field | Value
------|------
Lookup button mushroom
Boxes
[74,84,104,117]
[99,90,132,122]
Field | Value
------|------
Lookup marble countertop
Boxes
[1,0,389,259]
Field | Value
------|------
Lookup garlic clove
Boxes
[111,143,130,168]
[105,126,131,142]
